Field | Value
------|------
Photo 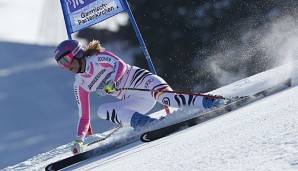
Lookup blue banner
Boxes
[62,0,125,33]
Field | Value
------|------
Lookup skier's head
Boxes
[54,39,85,69]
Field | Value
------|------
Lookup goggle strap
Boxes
[72,44,82,56]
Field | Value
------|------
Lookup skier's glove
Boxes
[71,139,84,155]
[96,80,116,97]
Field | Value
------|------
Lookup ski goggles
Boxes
[56,51,74,69]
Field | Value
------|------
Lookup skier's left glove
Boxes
[71,139,84,155]
[96,80,116,96]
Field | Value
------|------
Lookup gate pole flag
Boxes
[60,0,156,74]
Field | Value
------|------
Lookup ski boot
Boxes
[131,112,158,129]
[202,95,232,109]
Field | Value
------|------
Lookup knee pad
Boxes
[97,104,109,120]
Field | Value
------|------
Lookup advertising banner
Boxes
[62,0,125,33]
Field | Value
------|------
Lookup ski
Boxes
[140,78,292,142]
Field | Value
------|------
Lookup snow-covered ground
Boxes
[3,61,298,171]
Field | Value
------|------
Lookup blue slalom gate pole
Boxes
[120,0,157,74]
[60,0,73,40]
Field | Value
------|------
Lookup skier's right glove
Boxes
[96,80,116,97]
[71,139,84,155]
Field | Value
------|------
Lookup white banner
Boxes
[63,0,125,33]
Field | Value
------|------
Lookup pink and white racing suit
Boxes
[74,51,206,140]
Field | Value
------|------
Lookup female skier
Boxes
[54,39,230,154]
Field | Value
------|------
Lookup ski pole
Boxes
[83,125,122,149]
[110,87,227,100]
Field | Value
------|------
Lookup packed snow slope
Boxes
[4,61,298,171]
